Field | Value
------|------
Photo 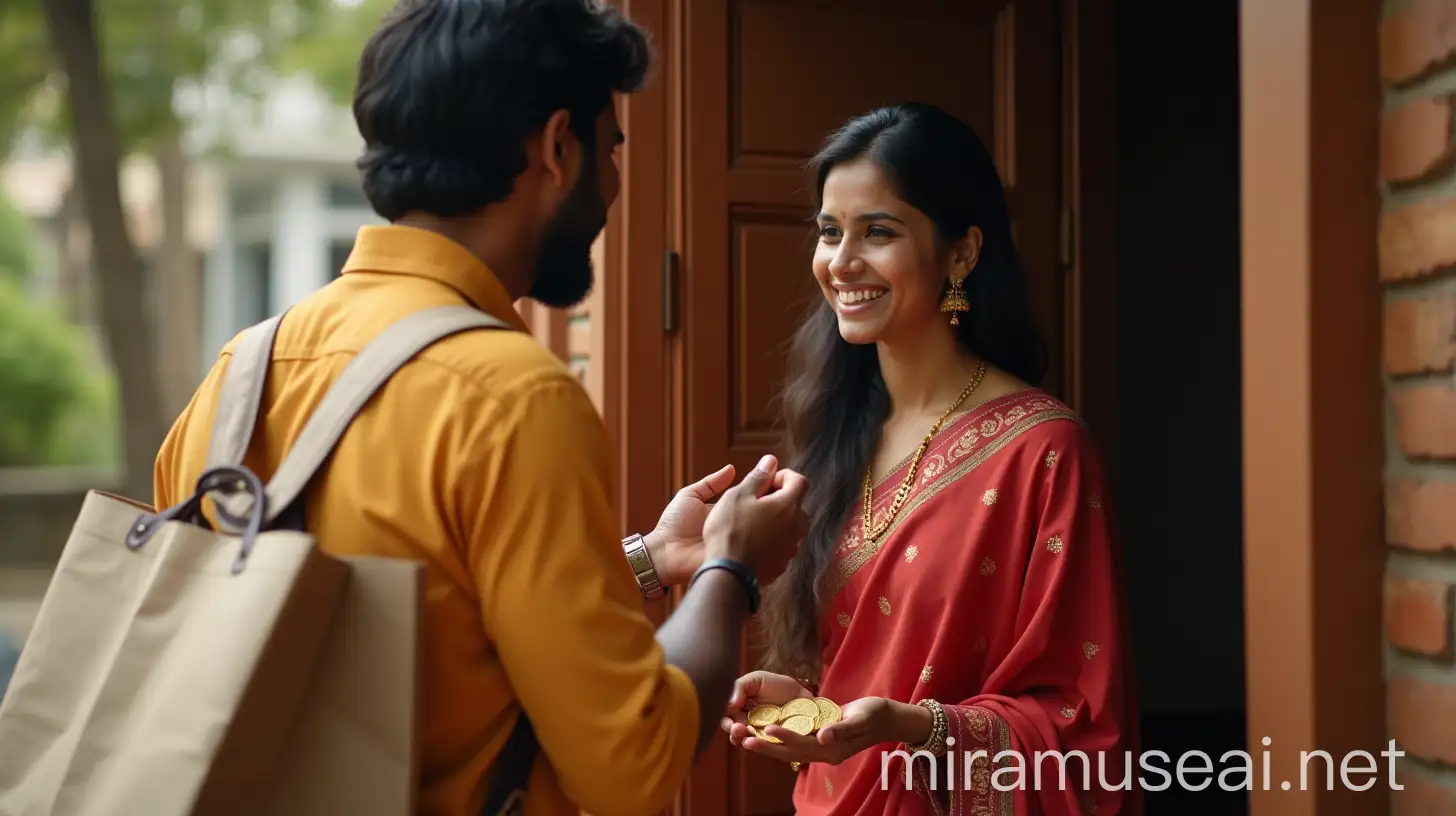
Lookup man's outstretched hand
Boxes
[648,456,807,587]
[647,463,737,587]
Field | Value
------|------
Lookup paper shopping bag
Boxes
[0,474,349,816]
[262,555,426,815]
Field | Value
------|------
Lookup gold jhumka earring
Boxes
[940,275,970,325]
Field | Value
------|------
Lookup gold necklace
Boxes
[860,360,988,543]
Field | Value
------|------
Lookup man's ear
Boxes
[538,109,578,189]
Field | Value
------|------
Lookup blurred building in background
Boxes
[1,75,379,381]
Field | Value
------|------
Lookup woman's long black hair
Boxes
[757,102,1048,679]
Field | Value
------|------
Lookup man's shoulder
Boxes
[214,300,594,438]
[414,324,584,404]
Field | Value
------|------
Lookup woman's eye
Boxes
[818,225,841,239]
[867,225,896,238]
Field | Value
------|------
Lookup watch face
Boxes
[625,545,652,573]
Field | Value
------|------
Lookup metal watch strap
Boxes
[623,533,666,601]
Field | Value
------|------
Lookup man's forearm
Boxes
[655,568,751,756]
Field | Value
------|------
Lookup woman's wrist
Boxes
[885,699,936,745]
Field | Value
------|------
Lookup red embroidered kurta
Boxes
[792,390,1140,815]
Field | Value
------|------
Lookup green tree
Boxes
[0,193,37,286]
[280,0,391,106]
[0,0,330,499]
[0,227,114,468]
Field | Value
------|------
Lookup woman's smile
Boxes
[832,284,890,313]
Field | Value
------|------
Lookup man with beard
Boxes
[150,1,809,814]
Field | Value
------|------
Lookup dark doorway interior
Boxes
[1115,2,1247,814]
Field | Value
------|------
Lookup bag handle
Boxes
[205,312,286,472]
[126,464,272,573]
[213,305,510,529]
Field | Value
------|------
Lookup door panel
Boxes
[731,3,995,158]
[672,0,1062,813]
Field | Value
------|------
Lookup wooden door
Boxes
[668,0,1064,813]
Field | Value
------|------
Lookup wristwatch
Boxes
[622,533,666,602]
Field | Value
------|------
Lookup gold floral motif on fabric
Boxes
[1083,641,1099,660]
[970,753,992,795]
[1046,534,1064,554]
[964,706,992,739]
[904,545,919,563]
[871,505,891,531]
[836,612,851,628]
[921,453,947,485]
[878,596,892,615]
[982,488,999,506]
[980,557,996,576]
[831,396,1083,596]
[920,665,934,683]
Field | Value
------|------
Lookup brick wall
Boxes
[1379,0,1456,808]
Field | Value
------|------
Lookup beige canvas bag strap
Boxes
[215,305,511,529]
[205,313,286,471]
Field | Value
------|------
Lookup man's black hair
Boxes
[352,0,650,221]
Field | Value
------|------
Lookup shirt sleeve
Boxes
[152,352,228,512]
[458,371,701,816]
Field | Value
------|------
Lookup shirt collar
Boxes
[340,224,529,332]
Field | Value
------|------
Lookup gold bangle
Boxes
[905,699,949,756]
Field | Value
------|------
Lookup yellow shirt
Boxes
[153,225,700,816]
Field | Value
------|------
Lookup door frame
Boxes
[1237,2,1385,816]
[599,0,677,567]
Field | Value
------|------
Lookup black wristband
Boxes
[690,558,760,614]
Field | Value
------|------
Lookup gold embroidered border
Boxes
[869,388,1037,489]
[907,705,1017,815]
[994,716,1013,815]
[830,408,1081,597]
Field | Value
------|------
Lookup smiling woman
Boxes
[724,103,1142,816]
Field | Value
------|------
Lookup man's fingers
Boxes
[680,463,735,502]
[736,455,778,498]
[765,468,808,502]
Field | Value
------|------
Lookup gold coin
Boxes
[747,704,782,727]
[813,697,842,727]
[748,725,780,744]
[780,698,819,721]
[780,714,815,735]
